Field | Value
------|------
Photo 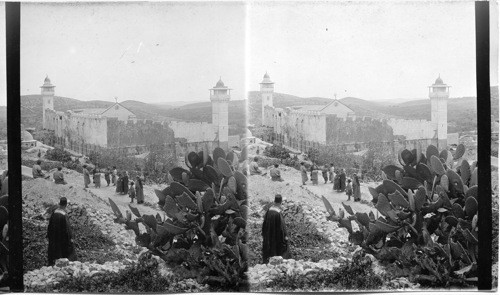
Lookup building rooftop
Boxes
[72,108,108,115]
[215,78,227,88]
[261,72,274,84]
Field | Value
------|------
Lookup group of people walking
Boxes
[82,165,145,204]
[300,162,362,202]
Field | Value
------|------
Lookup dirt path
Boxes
[36,167,163,218]
[250,165,377,216]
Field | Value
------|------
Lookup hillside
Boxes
[248,91,479,134]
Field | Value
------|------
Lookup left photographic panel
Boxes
[0,1,9,291]
[21,2,248,292]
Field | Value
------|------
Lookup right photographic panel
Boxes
[246,1,492,291]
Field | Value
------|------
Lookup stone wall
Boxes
[45,109,108,147]
[168,121,216,143]
[107,118,175,148]
[265,107,327,144]
[325,115,394,144]
[386,118,435,140]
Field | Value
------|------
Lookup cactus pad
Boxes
[430,155,446,176]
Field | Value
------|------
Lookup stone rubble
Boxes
[24,258,133,289]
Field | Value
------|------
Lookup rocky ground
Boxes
[246,164,420,291]
[21,165,170,291]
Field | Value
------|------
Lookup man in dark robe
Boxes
[262,194,289,264]
[339,169,347,192]
[47,197,76,266]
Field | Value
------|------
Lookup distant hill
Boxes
[248,91,479,134]
[20,95,246,136]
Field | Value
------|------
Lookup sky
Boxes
[249,1,481,100]
[20,2,246,104]
[0,1,497,107]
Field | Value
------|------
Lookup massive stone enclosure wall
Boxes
[107,118,175,148]
[386,118,435,140]
[168,121,216,143]
[325,116,394,144]
[45,109,108,147]
[266,107,327,144]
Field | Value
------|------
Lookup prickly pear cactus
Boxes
[323,144,478,287]
[0,196,8,288]
[109,147,248,290]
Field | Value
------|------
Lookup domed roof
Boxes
[21,130,34,142]
[215,77,226,88]
[44,75,51,83]
[435,75,444,85]
[261,72,273,84]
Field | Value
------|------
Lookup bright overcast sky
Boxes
[249,1,480,100]
[20,2,246,104]
[0,1,497,107]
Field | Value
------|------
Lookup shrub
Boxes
[266,252,383,291]
[255,156,281,168]
[45,147,72,163]
[30,255,199,293]
[263,145,291,160]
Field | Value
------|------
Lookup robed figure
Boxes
[135,176,144,204]
[83,165,91,188]
[352,174,361,202]
[47,197,76,266]
[122,173,129,195]
[339,169,346,192]
[262,194,289,264]
[116,173,123,194]
[300,163,308,185]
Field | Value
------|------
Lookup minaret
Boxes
[429,75,450,149]
[260,72,274,126]
[210,77,231,150]
[41,75,55,129]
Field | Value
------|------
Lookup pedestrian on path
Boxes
[322,164,329,184]
[104,167,111,186]
[93,168,101,188]
[116,172,123,194]
[339,169,346,192]
[135,176,144,204]
[129,181,136,203]
[112,166,117,186]
[329,164,335,183]
[122,172,129,195]
[300,162,308,185]
[352,173,361,202]
[310,165,319,185]
[345,179,353,201]
[333,170,340,191]
[82,165,91,189]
